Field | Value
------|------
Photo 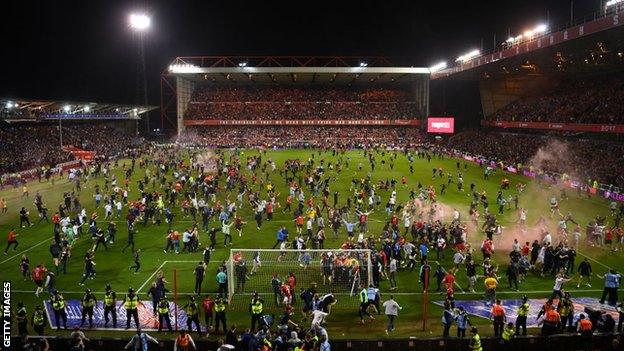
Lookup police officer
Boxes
[183,296,201,334]
[157,295,173,332]
[80,288,97,328]
[249,291,264,332]
[103,284,117,328]
[214,294,228,334]
[51,290,68,330]
[515,295,529,335]
[124,287,141,329]
[16,302,28,335]
[31,304,47,335]
[469,326,482,351]
[501,322,515,346]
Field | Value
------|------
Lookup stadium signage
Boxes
[184,119,421,126]
[427,117,455,133]
[482,120,624,134]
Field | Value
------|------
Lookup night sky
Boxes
[1,0,601,106]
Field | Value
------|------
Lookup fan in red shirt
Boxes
[521,242,530,257]
[443,269,456,291]
[202,295,214,330]
[280,281,292,305]
[4,228,19,254]
[32,263,47,297]
[287,272,297,304]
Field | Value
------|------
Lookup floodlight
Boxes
[14,103,18,108]
[455,49,480,63]
[168,64,201,73]
[359,62,368,67]
[84,106,90,112]
[606,0,624,8]
[129,13,150,31]
[534,24,548,33]
[5,102,13,109]
[238,62,247,67]
[429,62,447,73]
[63,105,71,112]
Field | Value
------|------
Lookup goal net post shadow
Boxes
[226,249,373,310]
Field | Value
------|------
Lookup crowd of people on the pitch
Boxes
[5,142,624,351]
[0,122,143,175]
[179,126,424,149]
[490,73,624,124]
[184,86,423,121]
[446,130,624,189]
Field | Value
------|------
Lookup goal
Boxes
[226,249,373,310]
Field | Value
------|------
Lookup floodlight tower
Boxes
[129,13,150,135]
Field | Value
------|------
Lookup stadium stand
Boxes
[184,86,422,120]
[446,130,624,188]
[179,126,424,149]
[0,122,143,175]
[489,72,624,124]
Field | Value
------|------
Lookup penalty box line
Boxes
[136,259,222,293]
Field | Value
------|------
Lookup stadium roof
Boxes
[432,9,624,80]
[164,56,430,85]
[1,98,157,122]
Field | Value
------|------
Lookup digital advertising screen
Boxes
[427,117,455,133]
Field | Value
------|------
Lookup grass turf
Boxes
[1,148,621,340]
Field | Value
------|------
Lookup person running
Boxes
[382,295,402,334]
[3,228,19,254]
[32,263,47,297]
[129,249,141,273]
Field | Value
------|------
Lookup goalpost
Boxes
[227,249,373,309]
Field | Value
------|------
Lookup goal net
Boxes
[227,249,373,310]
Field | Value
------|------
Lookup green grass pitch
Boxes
[1,148,621,340]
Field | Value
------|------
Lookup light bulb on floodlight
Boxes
[63,105,71,112]
[359,62,368,67]
[429,62,447,73]
[238,62,247,67]
[84,106,90,112]
[129,13,150,31]
[534,24,548,33]
[14,103,18,108]
[5,102,13,108]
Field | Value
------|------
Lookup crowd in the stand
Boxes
[446,131,624,188]
[179,126,424,149]
[0,123,142,175]
[491,73,624,124]
[184,86,422,121]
